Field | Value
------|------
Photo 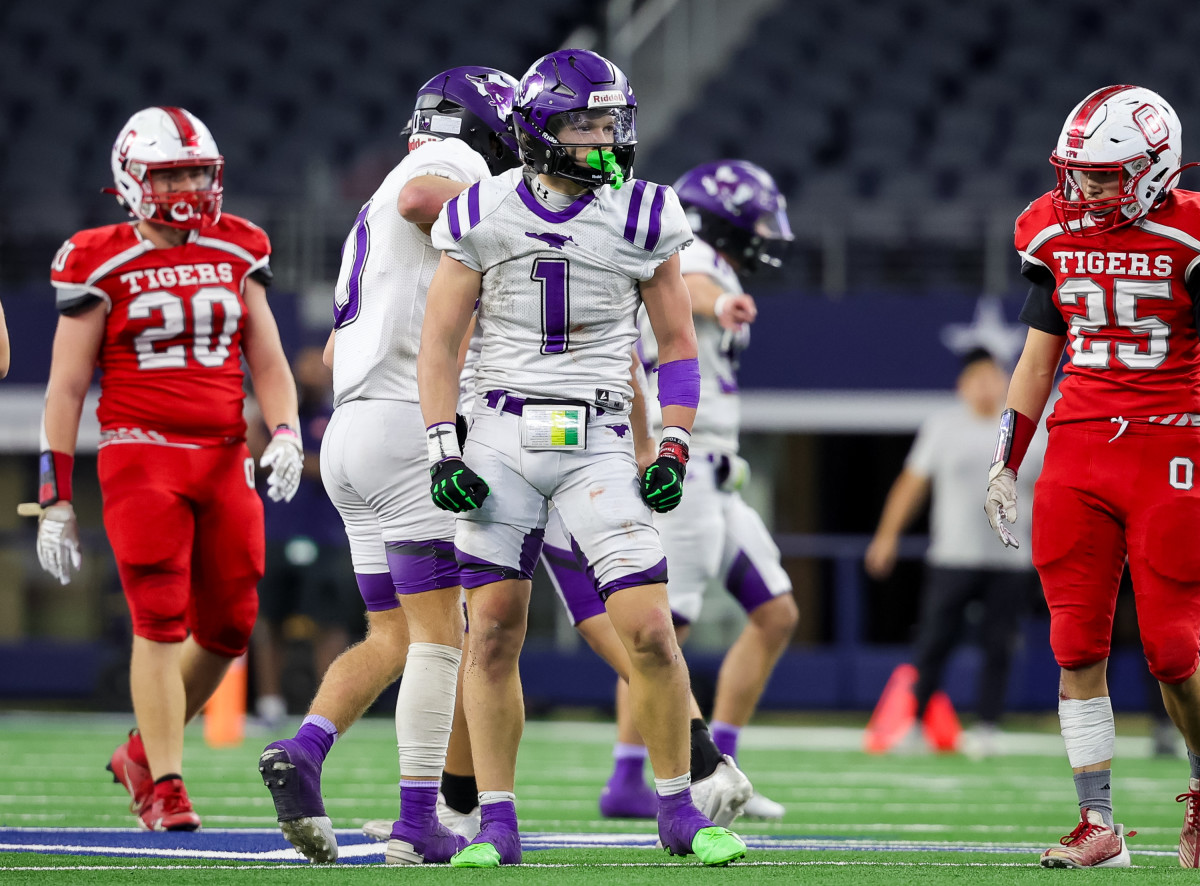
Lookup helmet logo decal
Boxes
[1134,103,1168,148]
[519,72,545,106]
[117,130,136,161]
[466,72,515,123]
[702,165,757,214]
[169,201,197,223]
[587,90,624,108]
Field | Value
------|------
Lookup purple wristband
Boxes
[657,358,701,409]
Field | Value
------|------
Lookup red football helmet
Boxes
[110,106,224,229]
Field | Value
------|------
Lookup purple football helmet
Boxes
[673,160,794,274]
[403,66,520,174]
[512,49,636,188]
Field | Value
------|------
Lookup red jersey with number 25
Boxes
[1016,190,1200,427]
[50,215,271,442]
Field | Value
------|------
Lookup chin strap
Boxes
[587,149,625,189]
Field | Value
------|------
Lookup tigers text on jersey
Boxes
[641,237,745,453]
[1016,190,1200,427]
[50,215,271,442]
[331,137,490,406]
[432,170,692,408]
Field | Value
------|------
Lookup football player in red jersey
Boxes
[985,85,1200,869]
[34,106,301,831]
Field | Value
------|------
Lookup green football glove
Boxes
[430,458,490,512]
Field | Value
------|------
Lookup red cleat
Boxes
[139,778,201,832]
[106,729,153,819]
[1040,808,1131,868]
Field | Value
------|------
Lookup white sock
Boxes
[395,642,462,777]
[654,773,691,797]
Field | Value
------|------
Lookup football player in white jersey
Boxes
[418,49,746,868]
[543,160,797,820]
[258,66,520,866]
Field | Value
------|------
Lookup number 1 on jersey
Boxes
[532,258,570,355]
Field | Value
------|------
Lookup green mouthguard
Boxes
[587,148,625,189]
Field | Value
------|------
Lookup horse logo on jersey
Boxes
[525,231,574,250]
[467,72,516,123]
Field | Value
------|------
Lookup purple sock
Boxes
[400,780,438,827]
[611,743,647,783]
[293,719,336,764]
[481,799,518,831]
[710,722,739,760]
[657,786,695,817]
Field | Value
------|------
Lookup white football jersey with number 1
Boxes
[432,170,692,409]
[331,137,490,407]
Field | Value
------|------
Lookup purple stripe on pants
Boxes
[455,529,545,590]
[598,557,668,599]
[385,539,459,595]
[356,571,400,612]
[543,543,605,625]
[725,550,776,614]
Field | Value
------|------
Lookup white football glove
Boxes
[260,428,304,503]
[36,502,82,585]
[984,467,1020,549]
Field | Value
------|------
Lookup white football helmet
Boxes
[110,106,224,229]
[1050,85,1183,235]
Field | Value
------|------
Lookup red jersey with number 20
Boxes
[1015,190,1200,428]
[50,215,271,442]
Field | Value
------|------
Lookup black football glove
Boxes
[640,436,689,513]
[430,458,490,512]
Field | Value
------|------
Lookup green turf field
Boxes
[0,712,1194,883]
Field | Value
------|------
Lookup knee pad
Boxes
[1143,628,1200,684]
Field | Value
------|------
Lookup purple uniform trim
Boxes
[356,571,400,612]
[725,551,776,614]
[542,541,605,625]
[656,358,701,409]
[467,181,481,228]
[598,557,668,599]
[385,539,460,595]
[446,194,463,241]
[516,179,596,223]
[622,180,648,245]
[455,528,545,589]
[644,184,666,252]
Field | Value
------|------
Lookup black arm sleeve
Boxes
[1017,260,1068,336]
[248,262,273,288]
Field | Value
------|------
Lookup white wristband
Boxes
[713,293,733,320]
[426,422,462,465]
[661,426,691,448]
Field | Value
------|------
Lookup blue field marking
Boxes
[0,829,1179,863]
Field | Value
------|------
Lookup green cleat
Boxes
[450,841,502,868]
[692,826,747,866]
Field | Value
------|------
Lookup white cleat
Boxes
[690,755,753,828]
[361,819,392,841]
[742,790,785,820]
[437,791,481,839]
[279,816,337,864]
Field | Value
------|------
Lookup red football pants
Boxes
[1033,420,1200,683]
[98,441,264,656]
